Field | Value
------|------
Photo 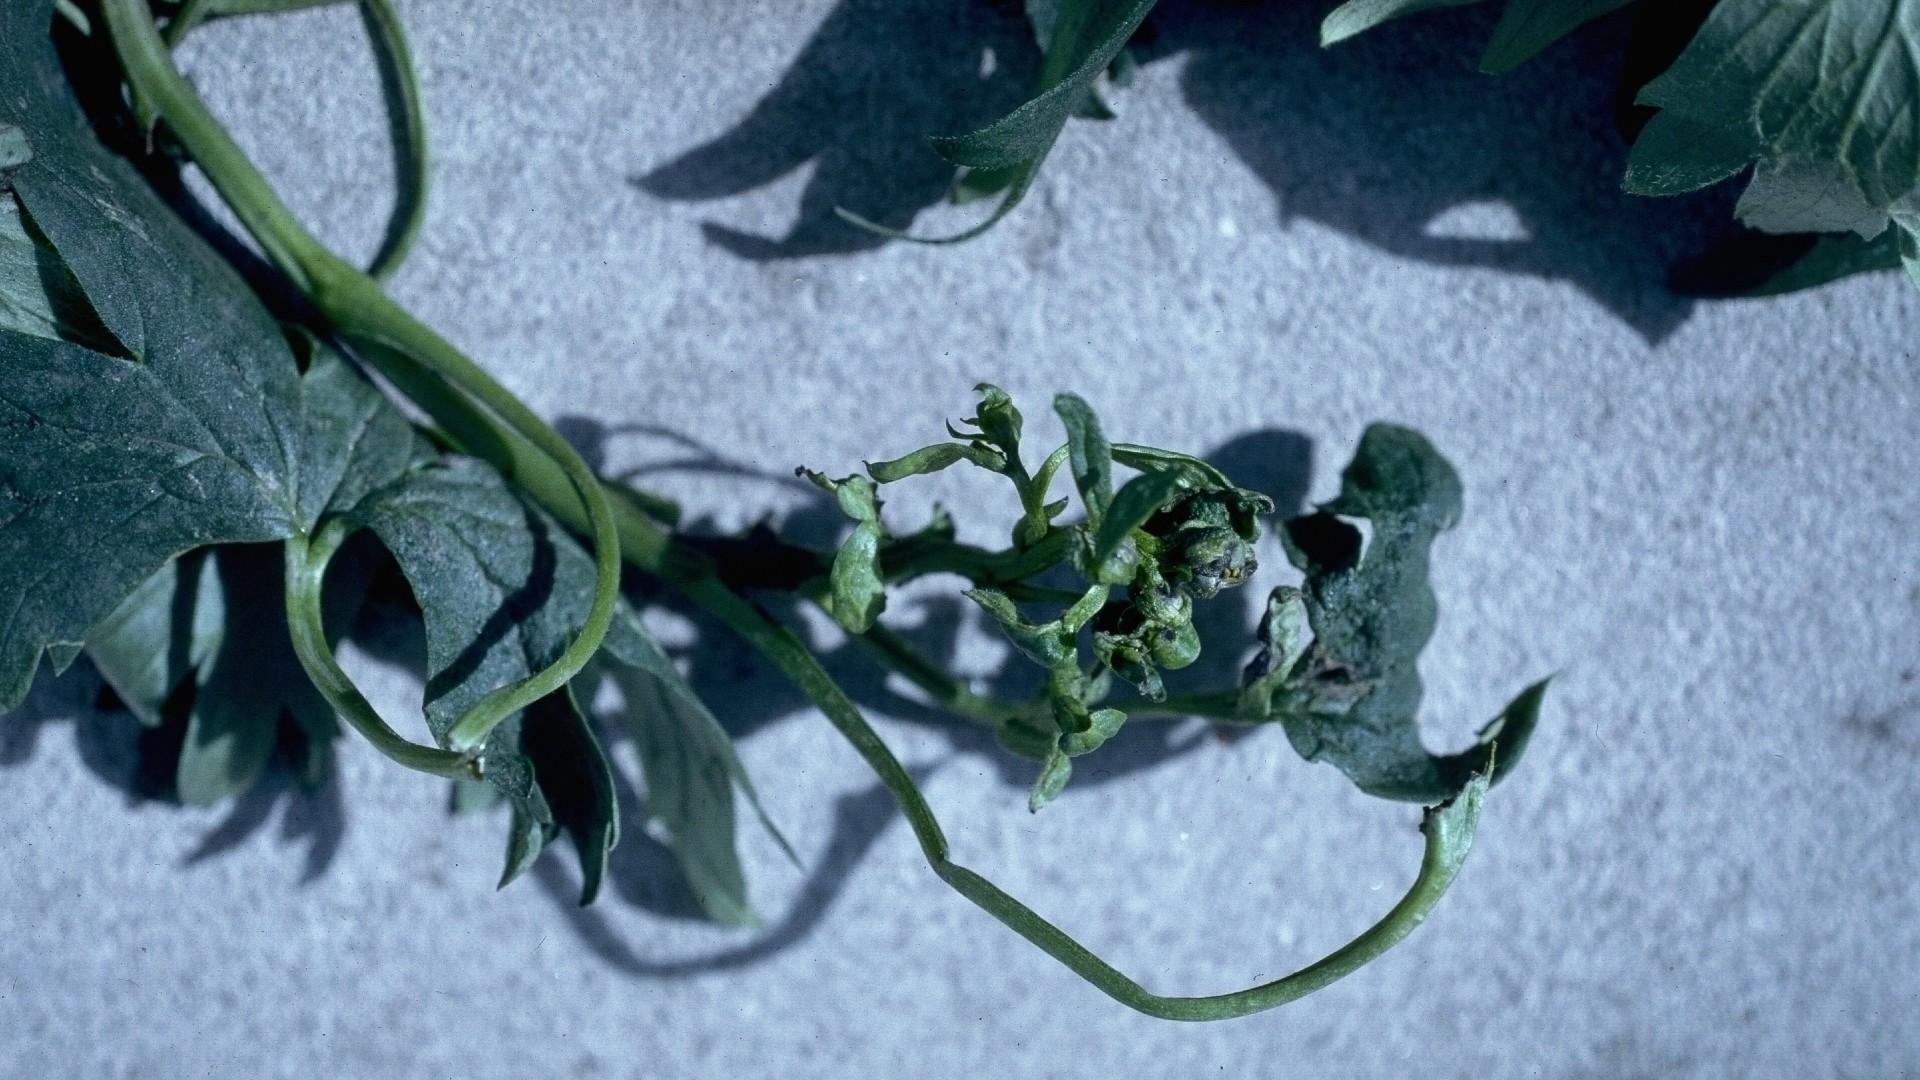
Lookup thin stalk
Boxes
[284,523,474,779]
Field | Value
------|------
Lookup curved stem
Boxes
[101,0,622,756]
[283,524,475,779]
[687,572,1491,1021]
[357,0,427,282]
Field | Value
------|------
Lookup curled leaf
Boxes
[866,441,1003,483]
[1053,392,1113,522]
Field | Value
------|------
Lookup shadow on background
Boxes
[635,0,1738,340]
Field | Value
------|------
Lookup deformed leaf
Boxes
[518,685,619,905]
[1273,424,1544,801]
[803,470,888,634]
[1237,586,1311,720]
[1093,471,1182,567]
[866,442,1002,483]
[1054,393,1113,522]
[1321,0,1484,47]
[1028,743,1073,812]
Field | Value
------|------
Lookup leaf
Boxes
[1027,743,1073,812]
[342,460,621,895]
[1054,393,1113,522]
[842,0,1155,242]
[0,191,120,353]
[83,550,224,727]
[1625,0,1920,239]
[1320,0,1485,47]
[0,123,28,171]
[865,442,1002,483]
[0,4,327,710]
[1237,586,1311,720]
[1273,424,1544,801]
[518,685,618,905]
[1479,0,1636,72]
[600,611,794,926]
[802,470,887,634]
[1092,471,1183,567]
[1736,161,1910,238]
[1108,443,1231,490]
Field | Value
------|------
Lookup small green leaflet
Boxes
[801,471,886,635]
[1260,424,1546,801]
[601,620,797,926]
[1625,0,1920,254]
[1320,0,1633,72]
[840,0,1156,242]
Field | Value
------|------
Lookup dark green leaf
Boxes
[0,191,119,353]
[1320,0,1483,47]
[519,685,619,905]
[83,550,224,727]
[601,612,794,925]
[1625,0,1920,238]
[344,461,622,892]
[1092,471,1182,567]
[1109,443,1231,490]
[1054,393,1113,522]
[1480,0,1635,72]
[1275,425,1543,801]
[1321,0,1634,73]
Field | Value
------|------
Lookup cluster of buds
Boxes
[809,385,1273,809]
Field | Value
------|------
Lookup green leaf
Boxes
[865,442,1003,483]
[842,0,1155,242]
[1053,393,1113,522]
[600,611,794,926]
[964,587,1075,667]
[83,550,224,727]
[1321,0,1634,72]
[0,191,120,354]
[1479,0,1635,72]
[1092,471,1182,567]
[0,123,28,171]
[344,461,623,897]
[519,684,619,905]
[1625,0,1920,238]
[0,5,360,710]
[1108,443,1231,490]
[1027,743,1073,812]
[1320,0,1484,47]
[802,470,888,634]
[1236,586,1311,720]
[1275,425,1544,801]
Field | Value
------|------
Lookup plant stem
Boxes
[100,0,622,755]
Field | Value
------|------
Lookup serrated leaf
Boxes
[601,611,794,926]
[1625,0,1920,240]
[1054,393,1112,522]
[0,4,333,710]
[1276,425,1543,801]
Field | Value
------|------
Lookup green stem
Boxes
[161,0,215,47]
[357,0,428,282]
[100,0,622,756]
[692,573,1489,1022]
[283,524,474,779]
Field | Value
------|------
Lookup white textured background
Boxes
[4,1,1918,1077]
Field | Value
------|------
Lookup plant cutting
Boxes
[1,0,1549,1020]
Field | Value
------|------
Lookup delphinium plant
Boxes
[1,0,1546,1019]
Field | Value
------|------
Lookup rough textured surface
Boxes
[4,1,1918,1076]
